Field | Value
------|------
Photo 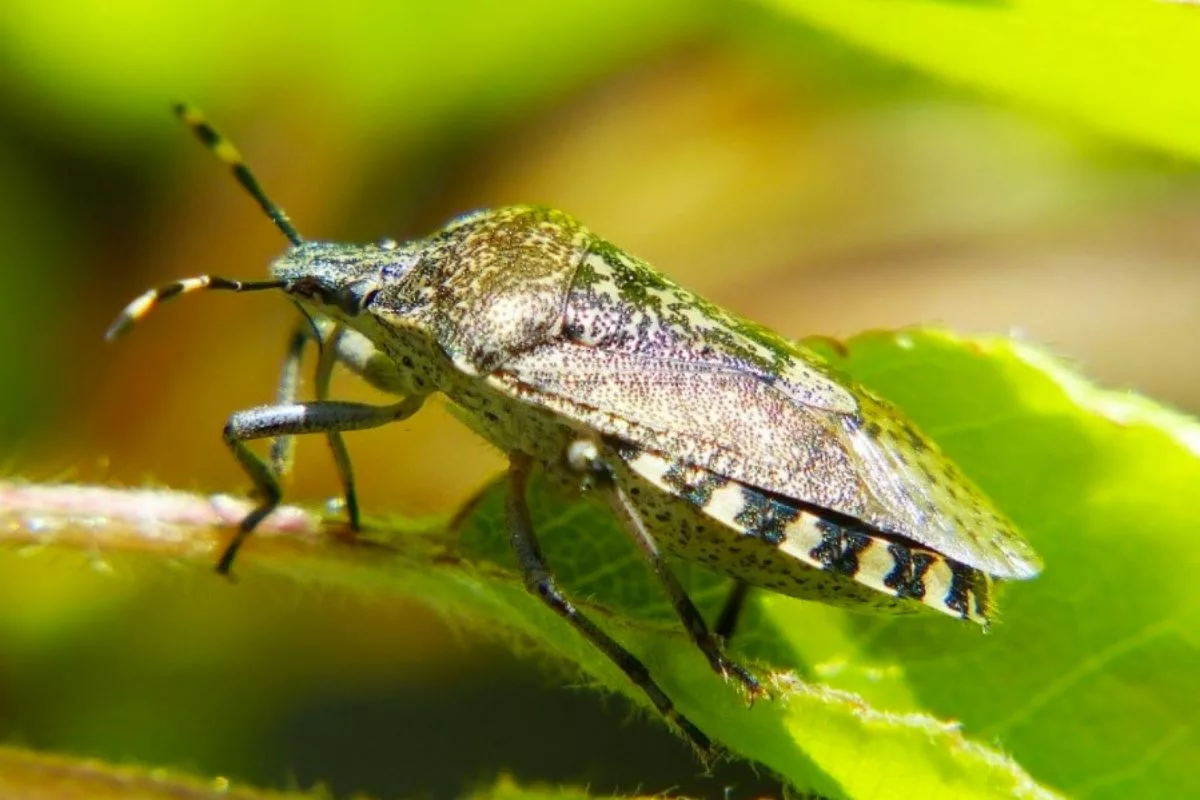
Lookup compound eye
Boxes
[336,292,361,316]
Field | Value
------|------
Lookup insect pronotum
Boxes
[108,105,1042,758]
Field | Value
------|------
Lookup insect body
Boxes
[108,106,1042,757]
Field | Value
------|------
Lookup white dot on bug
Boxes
[566,440,599,474]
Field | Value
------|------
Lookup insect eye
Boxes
[336,292,360,316]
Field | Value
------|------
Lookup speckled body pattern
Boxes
[273,205,1040,626]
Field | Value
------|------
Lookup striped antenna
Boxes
[105,107,300,341]
[172,102,303,246]
[105,276,285,341]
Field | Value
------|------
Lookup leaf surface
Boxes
[6,330,1197,798]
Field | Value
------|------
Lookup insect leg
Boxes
[312,324,419,527]
[603,467,763,699]
[219,395,425,575]
[713,580,753,643]
[267,320,312,481]
[505,453,714,758]
[267,318,365,530]
[313,325,361,530]
[270,315,407,531]
[318,325,403,392]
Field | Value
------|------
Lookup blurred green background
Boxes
[2,1,1198,797]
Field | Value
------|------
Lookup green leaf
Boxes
[4,329,1196,798]
[798,331,1200,800]
[0,744,327,799]
[464,775,658,800]
[0,745,660,800]
[758,0,1200,160]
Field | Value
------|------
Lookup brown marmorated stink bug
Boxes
[107,105,1042,757]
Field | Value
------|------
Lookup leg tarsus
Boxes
[323,429,360,530]
[216,504,275,577]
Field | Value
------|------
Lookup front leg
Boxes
[269,318,394,531]
[220,395,424,575]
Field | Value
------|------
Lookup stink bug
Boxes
[108,106,1042,757]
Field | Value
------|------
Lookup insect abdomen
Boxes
[610,445,992,624]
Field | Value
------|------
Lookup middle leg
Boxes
[505,452,714,758]
[569,440,763,698]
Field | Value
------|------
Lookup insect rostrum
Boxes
[107,105,1042,759]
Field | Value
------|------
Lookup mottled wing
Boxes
[839,390,1042,578]
[489,241,1041,579]
[492,343,1038,580]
